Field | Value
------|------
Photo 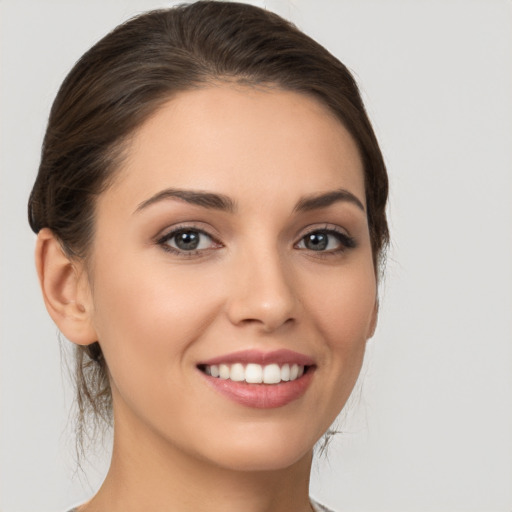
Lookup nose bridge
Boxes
[226,237,298,331]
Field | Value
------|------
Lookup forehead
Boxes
[104,85,365,211]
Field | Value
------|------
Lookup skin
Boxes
[37,85,377,512]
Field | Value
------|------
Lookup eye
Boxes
[296,229,355,253]
[157,228,219,254]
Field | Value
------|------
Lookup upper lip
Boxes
[198,349,315,367]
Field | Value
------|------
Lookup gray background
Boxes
[1,1,511,511]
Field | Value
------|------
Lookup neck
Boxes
[81,413,314,512]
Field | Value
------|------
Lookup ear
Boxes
[35,228,97,345]
[367,299,379,339]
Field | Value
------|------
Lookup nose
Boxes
[225,246,299,333]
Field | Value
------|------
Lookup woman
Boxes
[28,2,388,511]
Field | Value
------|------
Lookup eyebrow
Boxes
[134,186,365,215]
[294,189,365,213]
[134,188,237,214]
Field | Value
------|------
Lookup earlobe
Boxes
[35,228,97,346]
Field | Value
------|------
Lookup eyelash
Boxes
[295,226,356,257]
[156,224,222,257]
[155,224,356,257]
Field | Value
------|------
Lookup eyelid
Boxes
[154,223,223,256]
[153,222,355,257]
[294,224,356,252]
[296,223,352,241]
[154,221,219,242]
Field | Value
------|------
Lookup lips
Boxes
[197,349,315,409]
[199,348,315,367]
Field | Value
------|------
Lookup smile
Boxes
[199,363,306,384]
[197,349,315,408]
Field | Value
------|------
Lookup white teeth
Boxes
[203,363,306,384]
[219,364,230,379]
[230,363,245,382]
[245,363,263,383]
[263,363,281,384]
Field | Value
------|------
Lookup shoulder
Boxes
[311,498,337,512]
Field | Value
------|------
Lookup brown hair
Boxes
[28,0,388,446]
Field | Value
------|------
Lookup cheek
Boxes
[303,260,376,381]
[88,256,226,431]
[308,265,376,342]
[287,260,376,432]
[89,253,223,374]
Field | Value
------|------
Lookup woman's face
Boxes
[84,85,377,471]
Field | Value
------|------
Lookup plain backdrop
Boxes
[1,1,511,511]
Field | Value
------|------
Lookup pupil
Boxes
[306,233,327,251]
[176,231,199,250]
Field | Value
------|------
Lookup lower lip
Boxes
[200,369,314,409]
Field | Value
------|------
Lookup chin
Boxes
[195,423,319,472]
[210,446,312,473]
